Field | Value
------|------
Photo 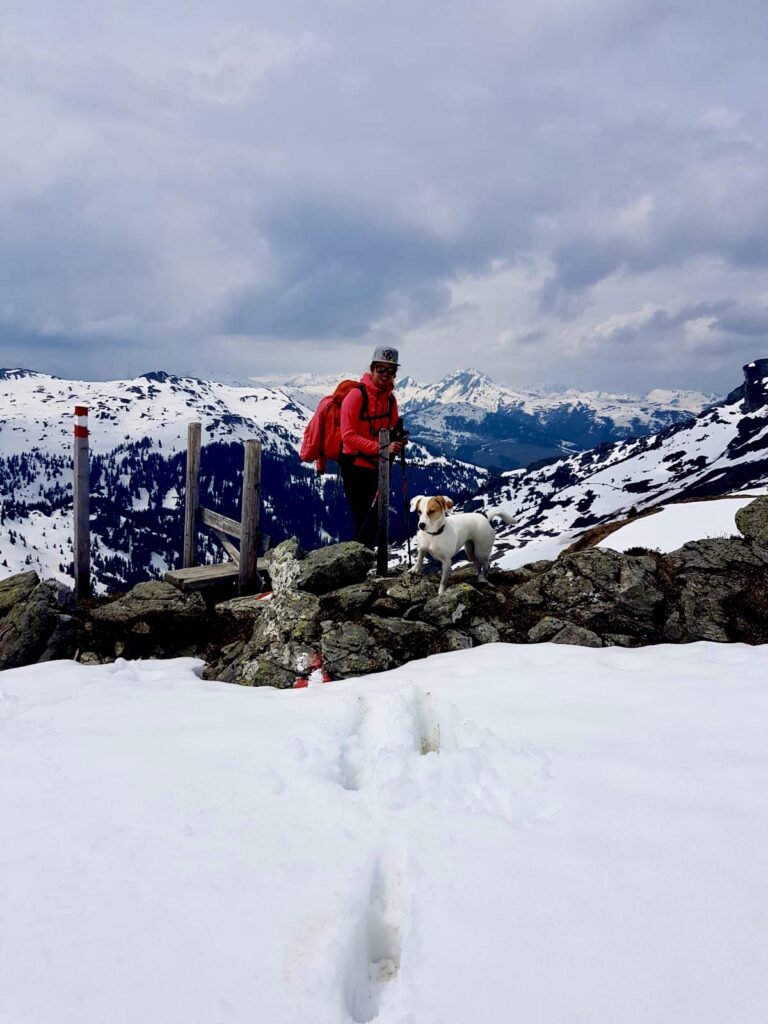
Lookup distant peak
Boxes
[139,370,176,384]
[0,368,53,381]
[442,367,492,384]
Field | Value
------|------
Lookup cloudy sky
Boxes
[2,0,768,392]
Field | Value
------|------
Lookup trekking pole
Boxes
[399,448,412,568]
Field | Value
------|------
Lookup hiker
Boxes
[339,346,407,548]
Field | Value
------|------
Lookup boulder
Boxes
[208,587,324,686]
[0,577,80,670]
[527,616,569,643]
[514,548,663,640]
[265,537,306,594]
[735,496,768,545]
[213,594,270,629]
[87,581,208,658]
[421,583,504,630]
[549,623,604,648]
[442,630,474,651]
[320,620,388,677]
[660,537,768,643]
[295,541,374,595]
[0,570,39,616]
[319,581,379,619]
[321,616,441,678]
[663,537,765,573]
[265,538,375,597]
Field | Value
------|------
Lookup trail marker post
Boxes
[377,428,390,576]
[73,405,90,601]
[183,422,202,568]
[238,439,261,595]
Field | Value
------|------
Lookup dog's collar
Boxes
[424,523,446,536]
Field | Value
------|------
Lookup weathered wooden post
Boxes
[238,439,262,594]
[73,405,90,601]
[183,422,201,568]
[377,428,390,576]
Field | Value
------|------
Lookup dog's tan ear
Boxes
[440,496,455,510]
[410,495,425,513]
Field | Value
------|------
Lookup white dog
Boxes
[408,495,513,595]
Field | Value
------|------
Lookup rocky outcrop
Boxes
[514,547,663,642]
[743,359,768,413]
[83,581,209,661]
[0,572,80,669]
[735,495,768,545]
[1,496,767,682]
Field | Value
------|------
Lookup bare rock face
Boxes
[514,548,663,641]
[85,581,208,660]
[0,574,80,670]
[266,537,374,596]
[735,495,768,545]
[295,542,375,595]
[0,571,39,615]
[549,623,604,648]
[660,537,768,643]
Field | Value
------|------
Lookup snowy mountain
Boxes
[477,359,768,567]
[255,368,715,470]
[0,369,487,590]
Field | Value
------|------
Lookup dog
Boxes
[408,495,513,595]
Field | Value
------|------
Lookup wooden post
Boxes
[73,406,90,601]
[377,428,390,576]
[183,422,201,568]
[238,439,261,594]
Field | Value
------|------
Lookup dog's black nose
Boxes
[418,522,426,530]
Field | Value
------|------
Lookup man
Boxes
[339,346,406,548]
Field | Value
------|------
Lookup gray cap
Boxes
[372,345,400,365]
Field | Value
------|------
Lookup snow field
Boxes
[598,495,765,553]
[1,644,767,1023]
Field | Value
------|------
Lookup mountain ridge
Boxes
[253,367,716,470]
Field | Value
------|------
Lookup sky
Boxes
[2,0,768,393]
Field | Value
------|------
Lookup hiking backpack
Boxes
[299,380,394,473]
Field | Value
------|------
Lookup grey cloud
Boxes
[3,0,768,388]
[717,305,768,336]
[223,199,466,338]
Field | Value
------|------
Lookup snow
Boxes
[253,368,714,426]
[2,644,767,1023]
[599,496,766,553]
[494,529,581,568]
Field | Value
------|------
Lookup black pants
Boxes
[339,458,379,549]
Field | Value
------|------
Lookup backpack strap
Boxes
[356,383,394,431]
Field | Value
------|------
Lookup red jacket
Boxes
[341,373,399,469]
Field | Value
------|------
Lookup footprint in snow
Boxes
[344,848,411,1023]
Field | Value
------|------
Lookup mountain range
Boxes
[254,368,715,470]
[475,359,768,566]
[0,368,486,590]
[0,361,764,593]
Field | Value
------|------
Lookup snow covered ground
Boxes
[2,644,767,1023]
[599,495,765,553]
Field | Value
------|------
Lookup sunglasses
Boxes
[372,364,397,376]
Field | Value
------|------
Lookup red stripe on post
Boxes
[74,425,89,438]
[74,405,88,417]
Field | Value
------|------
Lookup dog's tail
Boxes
[484,506,515,525]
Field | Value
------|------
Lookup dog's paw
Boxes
[408,565,421,576]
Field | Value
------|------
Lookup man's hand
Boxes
[388,440,405,456]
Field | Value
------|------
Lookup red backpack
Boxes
[300,379,361,474]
